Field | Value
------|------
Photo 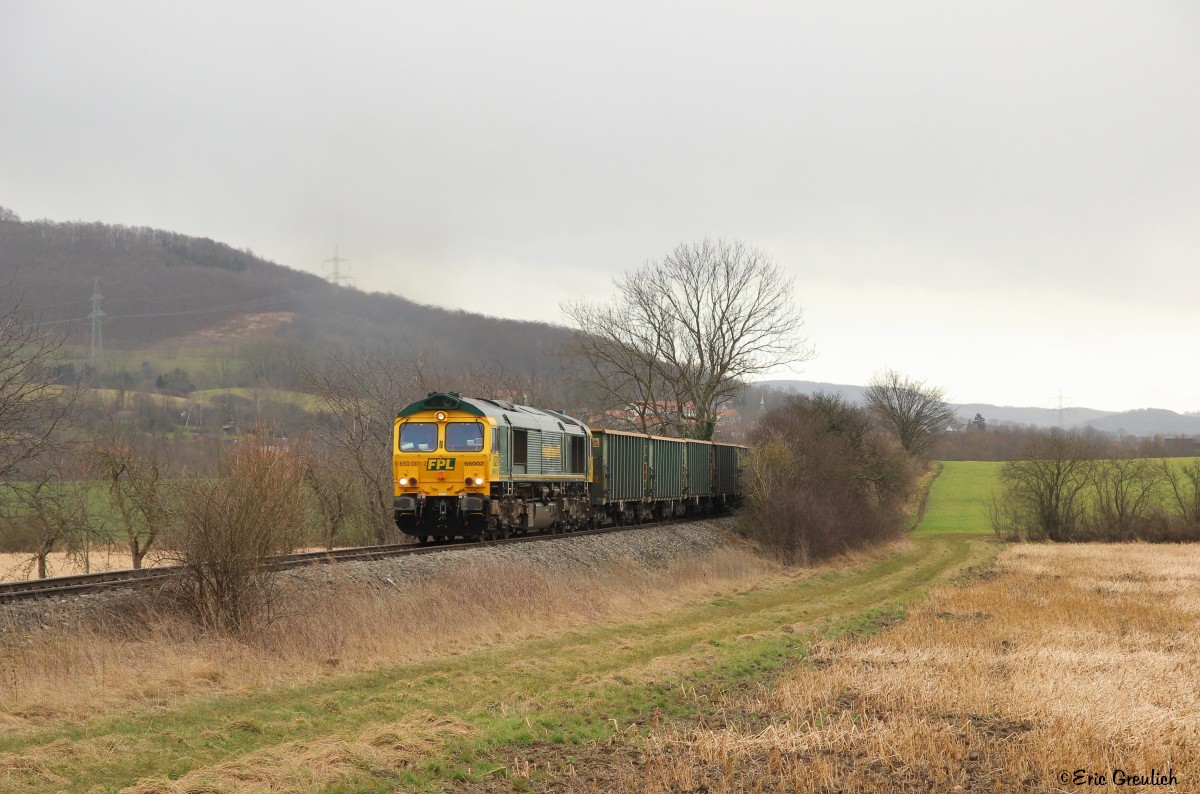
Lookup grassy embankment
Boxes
[7,461,1195,792]
[0,468,1000,793]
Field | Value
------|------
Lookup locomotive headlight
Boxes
[398,477,408,486]
[474,476,484,486]
[435,411,446,421]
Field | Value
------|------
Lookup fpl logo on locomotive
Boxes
[426,458,457,471]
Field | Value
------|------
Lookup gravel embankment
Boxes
[1,518,743,634]
[283,517,740,591]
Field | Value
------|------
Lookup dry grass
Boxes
[636,543,1199,792]
[121,710,475,794]
[0,544,775,732]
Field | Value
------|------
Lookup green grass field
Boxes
[917,461,1002,535]
[918,457,1200,537]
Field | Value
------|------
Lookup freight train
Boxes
[392,392,745,542]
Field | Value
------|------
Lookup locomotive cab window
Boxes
[399,422,437,452]
[446,422,484,452]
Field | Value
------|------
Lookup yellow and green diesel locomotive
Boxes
[393,392,745,542]
[393,392,592,541]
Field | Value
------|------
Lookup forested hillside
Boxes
[0,215,575,381]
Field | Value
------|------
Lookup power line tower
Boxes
[323,246,354,287]
[1051,388,1072,428]
[88,277,105,365]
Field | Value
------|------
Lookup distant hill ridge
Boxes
[4,214,1195,436]
[758,380,1200,437]
[0,216,574,376]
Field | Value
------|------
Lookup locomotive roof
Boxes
[397,392,589,436]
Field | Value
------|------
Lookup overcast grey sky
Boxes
[3,1,1198,412]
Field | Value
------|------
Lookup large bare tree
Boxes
[990,431,1103,542]
[304,345,438,542]
[564,239,811,439]
[0,289,85,577]
[0,291,75,481]
[863,369,956,459]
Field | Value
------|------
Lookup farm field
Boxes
[1,463,1197,792]
[633,540,1198,792]
[0,549,159,581]
[917,460,1000,534]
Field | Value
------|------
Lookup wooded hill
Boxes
[0,215,575,384]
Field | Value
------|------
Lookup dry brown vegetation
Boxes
[632,543,1198,792]
[0,544,771,732]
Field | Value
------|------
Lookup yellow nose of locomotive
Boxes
[395,454,487,495]
[393,409,490,497]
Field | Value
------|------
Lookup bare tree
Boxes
[864,369,957,459]
[990,431,1102,542]
[304,345,437,542]
[206,352,238,390]
[92,421,169,569]
[564,238,811,440]
[168,432,308,633]
[1091,454,1165,540]
[302,440,361,550]
[2,471,95,579]
[0,290,76,481]
[1160,458,1200,526]
[0,289,84,576]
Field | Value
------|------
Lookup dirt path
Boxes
[0,532,998,792]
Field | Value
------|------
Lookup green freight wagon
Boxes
[591,428,649,505]
[684,440,713,498]
[712,442,742,499]
[649,435,686,519]
[649,436,685,501]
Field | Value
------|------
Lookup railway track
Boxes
[0,521,667,605]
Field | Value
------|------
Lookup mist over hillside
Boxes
[0,216,576,379]
[5,214,1196,439]
[759,380,1200,437]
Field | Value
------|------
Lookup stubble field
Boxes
[633,541,1198,792]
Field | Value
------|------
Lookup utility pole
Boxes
[88,277,105,365]
[1052,388,1071,428]
[323,246,353,287]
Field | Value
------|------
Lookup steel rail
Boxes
[0,519,690,605]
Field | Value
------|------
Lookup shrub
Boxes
[741,393,916,564]
[166,433,307,634]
